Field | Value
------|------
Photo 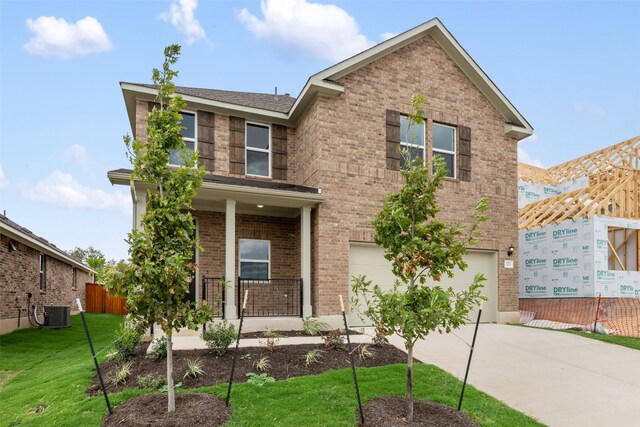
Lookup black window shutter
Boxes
[386,109,401,170]
[458,125,472,182]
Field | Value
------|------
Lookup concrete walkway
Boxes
[388,324,640,427]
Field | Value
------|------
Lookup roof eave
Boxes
[505,124,533,140]
[0,222,95,274]
[120,83,290,127]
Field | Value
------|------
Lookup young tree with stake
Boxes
[103,45,212,413]
[351,94,488,422]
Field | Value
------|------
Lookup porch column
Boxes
[134,189,147,230]
[225,199,238,320]
[301,206,312,317]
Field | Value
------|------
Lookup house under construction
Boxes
[518,135,639,336]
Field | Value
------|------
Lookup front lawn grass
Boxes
[1,314,544,426]
[0,314,124,426]
[514,324,640,351]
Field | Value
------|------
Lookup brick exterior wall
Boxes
[193,211,301,280]
[0,234,91,334]
[132,32,520,319]
[296,34,519,315]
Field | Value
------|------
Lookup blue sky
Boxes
[1,0,638,261]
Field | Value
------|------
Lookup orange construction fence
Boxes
[519,297,640,338]
[85,283,127,316]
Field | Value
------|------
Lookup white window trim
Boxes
[238,239,271,279]
[245,121,272,178]
[432,123,457,179]
[39,253,46,291]
[168,110,198,167]
[400,115,426,168]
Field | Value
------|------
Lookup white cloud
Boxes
[21,171,130,215]
[380,32,397,41]
[24,16,112,58]
[0,164,8,189]
[573,102,606,116]
[237,0,374,62]
[64,144,89,167]
[518,133,544,167]
[160,0,208,44]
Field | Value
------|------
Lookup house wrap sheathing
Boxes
[518,136,640,300]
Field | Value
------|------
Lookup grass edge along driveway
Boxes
[1,314,544,426]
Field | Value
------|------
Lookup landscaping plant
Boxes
[184,358,206,379]
[304,349,324,366]
[201,321,237,356]
[322,329,345,349]
[111,361,132,386]
[246,372,275,386]
[351,93,488,422]
[111,319,142,363]
[137,374,165,390]
[261,329,280,351]
[147,335,168,360]
[302,317,329,335]
[102,45,212,412]
[253,356,271,372]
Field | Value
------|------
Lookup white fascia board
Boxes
[287,79,344,124]
[505,124,534,140]
[0,223,95,274]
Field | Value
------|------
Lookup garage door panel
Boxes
[349,243,497,326]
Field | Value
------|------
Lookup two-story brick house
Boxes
[109,18,532,329]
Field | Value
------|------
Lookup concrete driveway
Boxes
[388,324,640,427]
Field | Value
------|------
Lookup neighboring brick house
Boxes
[109,19,532,328]
[0,214,93,334]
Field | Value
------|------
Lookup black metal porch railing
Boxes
[202,276,225,318]
[237,278,303,317]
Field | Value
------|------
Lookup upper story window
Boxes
[39,254,46,291]
[400,116,425,169]
[246,123,270,177]
[169,111,196,166]
[239,239,270,279]
[432,123,456,178]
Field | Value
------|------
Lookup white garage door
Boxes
[348,243,497,326]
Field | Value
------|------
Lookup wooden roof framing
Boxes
[518,135,640,229]
[519,170,639,229]
[546,135,640,184]
[518,163,557,184]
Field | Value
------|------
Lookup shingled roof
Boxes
[0,214,93,272]
[130,83,297,113]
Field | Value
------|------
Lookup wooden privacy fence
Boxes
[85,283,127,316]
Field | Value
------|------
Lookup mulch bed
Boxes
[102,393,230,427]
[361,396,479,426]
[89,342,408,395]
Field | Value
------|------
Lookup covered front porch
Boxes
[116,170,324,320]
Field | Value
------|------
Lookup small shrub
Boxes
[147,336,167,360]
[246,372,275,386]
[253,356,270,372]
[302,317,329,336]
[322,329,345,349]
[240,353,252,360]
[184,358,206,379]
[111,361,132,386]
[112,322,142,363]
[136,374,165,390]
[201,321,237,355]
[357,344,374,361]
[304,349,324,366]
[260,329,280,352]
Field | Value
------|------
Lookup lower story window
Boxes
[239,239,270,279]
